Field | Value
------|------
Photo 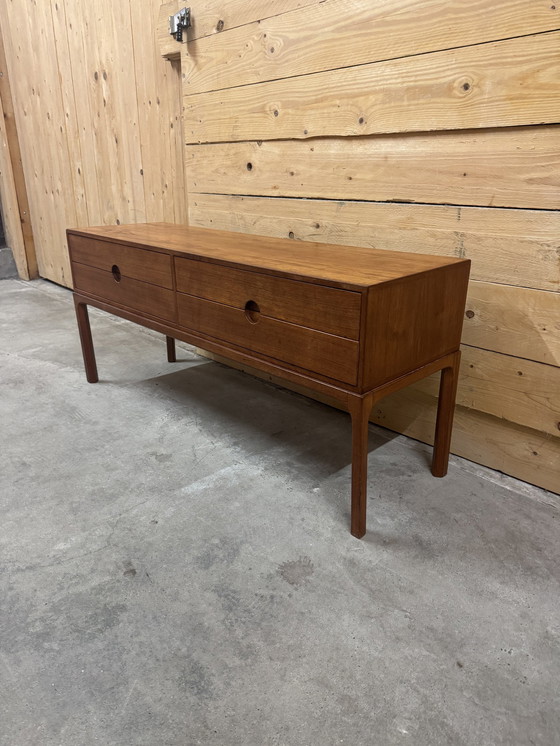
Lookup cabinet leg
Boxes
[349,395,373,539]
[74,297,98,383]
[166,336,176,363]
[432,351,461,477]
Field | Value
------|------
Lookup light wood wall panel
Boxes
[1,0,82,285]
[159,0,317,58]
[182,0,559,94]
[180,1,560,494]
[185,33,560,143]
[0,28,36,279]
[463,284,560,367]
[187,127,560,210]
[0,87,27,278]
[189,195,560,366]
[418,346,560,437]
[371,389,560,496]
[189,196,560,292]
[0,0,186,286]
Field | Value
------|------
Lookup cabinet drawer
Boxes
[69,235,173,289]
[175,257,361,339]
[177,293,358,385]
[73,263,176,321]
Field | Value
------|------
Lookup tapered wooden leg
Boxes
[432,350,461,477]
[348,394,373,539]
[166,336,176,363]
[74,297,98,383]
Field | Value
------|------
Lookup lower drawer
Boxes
[73,263,176,321]
[177,293,359,385]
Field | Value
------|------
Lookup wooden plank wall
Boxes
[0,31,37,280]
[168,0,560,493]
[0,0,186,287]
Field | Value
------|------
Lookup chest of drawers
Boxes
[68,223,470,538]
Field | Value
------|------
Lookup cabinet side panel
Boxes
[362,262,470,390]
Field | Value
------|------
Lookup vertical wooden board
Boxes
[63,0,145,228]
[133,0,182,223]
[371,388,560,495]
[463,284,560,367]
[0,89,27,278]
[185,32,560,142]
[187,126,560,210]
[183,0,560,94]
[0,23,35,279]
[189,195,560,291]
[0,0,79,285]
[50,0,89,228]
[60,0,103,224]
[167,59,188,224]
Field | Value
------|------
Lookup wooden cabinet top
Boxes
[68,222,468,290]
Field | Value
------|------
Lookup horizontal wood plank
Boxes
[187,126,560,210]
[185,32,560,142]
[183,0,560,94]
[159,0,316,57]
[416,346,560,438]
[200,350,560,496]
[189,195,560,291]
[463,284,560,366]
[372,387,560,495]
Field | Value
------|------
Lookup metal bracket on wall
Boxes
[168,7,191,43]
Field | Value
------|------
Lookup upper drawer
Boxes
[69,235,173,289]
[175,257,361,340]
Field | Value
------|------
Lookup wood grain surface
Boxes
[187,126,560,210]
[175,256,362,338]
[371,387,560,495]
[416,346,560,438]
[68,222,466,288]
[462,284,560,367]
[69,235,173,289]
[72,263,177,322]
[189,195,560,292]
[0,0,186,286]
[182,0,559,93]
[185,33,560,142]
[176,291,360,385]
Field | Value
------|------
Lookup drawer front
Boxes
[177,293,359,385]
[69,235,173,289]
[73,263,176,321]
[175,257,361,339]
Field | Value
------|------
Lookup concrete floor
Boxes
[1,278,559,746]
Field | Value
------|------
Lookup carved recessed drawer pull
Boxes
[111,264,121,282]
[244,299,260,323]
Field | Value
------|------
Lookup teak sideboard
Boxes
[68,223,470,538]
